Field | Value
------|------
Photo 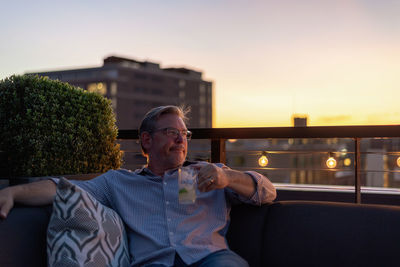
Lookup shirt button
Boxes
[169,232,174,235]
[167,218,171,222]
[164,182,167,185]
[166,201,170,205]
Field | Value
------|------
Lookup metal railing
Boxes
[118,125,400,204]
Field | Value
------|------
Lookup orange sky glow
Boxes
[1,1,399,128]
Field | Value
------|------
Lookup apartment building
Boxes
[29,56,213,129]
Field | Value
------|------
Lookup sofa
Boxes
[1,201,400,267]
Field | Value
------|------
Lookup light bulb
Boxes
[344,158,351,166]
[397,156,400,168]
[258,155,269,167]
[326,157,337,169]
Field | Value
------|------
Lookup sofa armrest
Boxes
[0,205,52,267]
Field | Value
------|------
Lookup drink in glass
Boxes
[178,166,197,204]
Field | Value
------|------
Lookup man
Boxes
[0,105,276,267]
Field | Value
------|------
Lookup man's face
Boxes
[146,113,188,171]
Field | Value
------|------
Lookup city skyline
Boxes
[1,0,399,127]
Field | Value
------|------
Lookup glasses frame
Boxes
[151,127,192,140]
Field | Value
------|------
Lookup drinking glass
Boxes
[178,166,197,204]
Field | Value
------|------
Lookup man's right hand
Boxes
[0,187,15,219]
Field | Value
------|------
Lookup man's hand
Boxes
[194,162,230,192]
[193,162,256,198]
[0,187,14,219]
[191,162,276,204]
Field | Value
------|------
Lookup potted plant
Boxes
[0,75,122,184]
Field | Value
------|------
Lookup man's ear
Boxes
[141,132,152,151]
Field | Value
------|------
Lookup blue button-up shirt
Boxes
[69,162,275,266]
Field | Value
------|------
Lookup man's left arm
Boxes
[195,162,276,204]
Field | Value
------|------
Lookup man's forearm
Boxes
[196,162,276,203]
[0,179,56,219]
[11,180,57,205]
[226,169,256,198]
[225,168,277,203]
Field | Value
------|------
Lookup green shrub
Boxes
[0,75,122,177]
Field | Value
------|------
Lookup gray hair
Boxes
[139,105,190,155]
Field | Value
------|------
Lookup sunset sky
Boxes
[1,0,399,127]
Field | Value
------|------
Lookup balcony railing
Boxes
[118,125,400,205]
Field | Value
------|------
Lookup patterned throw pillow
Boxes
[47,178,130,267]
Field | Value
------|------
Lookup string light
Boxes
[326,153,337,169]
[397,156,400,168]
[258,152,269,167]
[344,158,351,167]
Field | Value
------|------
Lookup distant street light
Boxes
[258,152,269,167]
[326,153,337,169]
[344,158,352,167]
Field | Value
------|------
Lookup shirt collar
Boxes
[134,160,198,176]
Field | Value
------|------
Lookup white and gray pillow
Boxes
[47,178,130,267]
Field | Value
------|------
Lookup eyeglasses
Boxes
[151,127,192,140]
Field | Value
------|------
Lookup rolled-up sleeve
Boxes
[219,161,276,206]
[244,171,276,204]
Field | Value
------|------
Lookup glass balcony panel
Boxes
[226,138,355,186]
[360,138,400,190]
[117,139,146,170]
[187,139,211,162]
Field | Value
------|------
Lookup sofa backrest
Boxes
[2,201,400,267]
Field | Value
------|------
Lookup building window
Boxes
[111,82,118,111]
[199,106,206,127]
[179,90,185,99]
[105,70,118,79]
[135,87,147,93]
[199,84,206,94]
[179,80,186,88]
[112,98,118,112]
[135,73,147,80]
[151,88,164,95]
[199,95,206,105]
[199,84,206,104]
[111,82,118,96]
[151,75,164,82]
[200,117,206,127]
[87,82,107,95]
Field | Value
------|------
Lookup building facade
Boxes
[29,56,213,129]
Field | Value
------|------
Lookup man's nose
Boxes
[175,133,184,143]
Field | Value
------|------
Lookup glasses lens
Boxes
[163,128,192,140]
[186,131,192,140]
[166,128,177,137]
